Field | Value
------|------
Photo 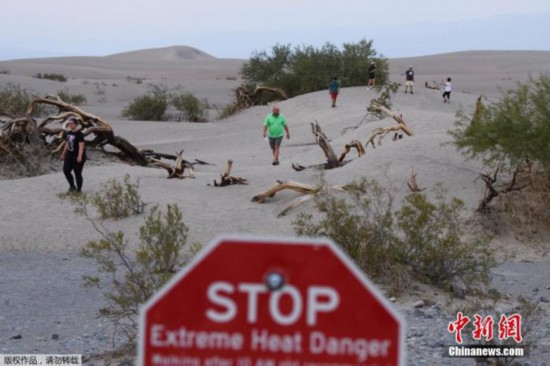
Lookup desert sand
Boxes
[1,46,549,364]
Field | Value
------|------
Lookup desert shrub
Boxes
[95,85,106,95]
[90,174,146,219]
[293,178,495,295]
[80,203,198,344]
[0,70,10,74]
[450,75,550,236]
[394,189,494,288]
[450,75,550,169]
[0,83,36,117]
[57,89,87,105]
[34,72,67,82]
[121,85,170,121]
[241,39,388,98]
[218,102,241,119]
[172,92,209,122]
[126,76,144,84]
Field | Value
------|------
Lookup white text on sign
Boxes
[205,282,340,326]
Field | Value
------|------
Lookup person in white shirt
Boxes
[442,77,452,103]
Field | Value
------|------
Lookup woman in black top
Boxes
[61,118,86,193]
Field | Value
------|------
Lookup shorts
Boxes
[405,80,414,86]
[368,73,375,79]
[269,136,283,150]
[330,91,338,100]
[443,91,451,99]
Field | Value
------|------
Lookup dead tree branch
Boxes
[211,159,248,186]
[252,180,354,217]
[406,167,426,192]
[366,103,414,148]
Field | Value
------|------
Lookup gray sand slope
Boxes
[1,48,549,364]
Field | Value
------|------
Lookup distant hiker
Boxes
[442,77,452,103]
[262,106,290,165]
[405,65,415,94]
[61,117,86,193]
[328,76,340,107]
[367,62,376,89]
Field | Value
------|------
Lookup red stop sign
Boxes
[139,236,405,365]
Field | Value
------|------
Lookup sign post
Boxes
[139,235,405,365]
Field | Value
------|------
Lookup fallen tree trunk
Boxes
[252,180,355,217]
[1,95,201,178]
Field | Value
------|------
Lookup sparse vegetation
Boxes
[59,174,146,220]
[126,75,144,84]
[218,102,241,119]
[0,83,38,117]
[241,39,388,98]
[59,176,198,345]
[91,174,146,219]
[121,85,170,121]
[57,88,87,105]
[0,70,10,75]
[33,72,67,82]
[293,178,495,295]
[80,203,197,344]
[450,75,550,237]
[172,92,209,122]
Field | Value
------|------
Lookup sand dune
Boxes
[1,48,549,364]
[390,50,550,97]
[105,45,215,61]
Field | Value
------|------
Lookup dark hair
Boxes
[447,77,452,82]
[333,76,338,80]
[68,117,78,124]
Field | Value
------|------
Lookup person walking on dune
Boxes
[263,106,290,165]
[328,76,340,107]
[61,117,87,193]
[367,62,376,89]
[405,65,415,94]
[442,77,452,103]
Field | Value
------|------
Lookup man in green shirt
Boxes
[262,105,290,165]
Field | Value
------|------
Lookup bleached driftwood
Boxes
[366,103,414,148]
[252,180,354,217]
[211,159,248,186]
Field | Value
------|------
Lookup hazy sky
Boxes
[1,0,550,59]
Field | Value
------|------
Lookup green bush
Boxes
[121,85,170,121]
[450,75,550,169]
[80,203,198,344]
[218,102,241,119]
[90,174,146,219]
[172,92,209,122]
[34,72,67,82]
[0,83,36,117]
[293,179,495,295]
[57,89,87,105]
[450,76,550,234]
[395,189,494,288]
[241,39,388,98]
